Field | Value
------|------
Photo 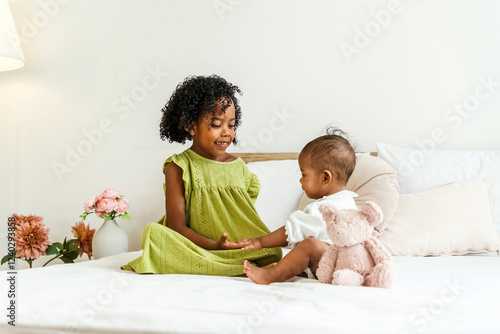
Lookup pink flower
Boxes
[14,217,51,261]
[81,190,130,222]
[12,213,43,229]
[101,188,120,199]
[96,198,118,213]
[116,197,129,213]
[83,196,96,212]
[95,210,107,218]
[71,222,95,260]
[95,194,104,203]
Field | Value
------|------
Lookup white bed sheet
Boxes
[1,250,500,334]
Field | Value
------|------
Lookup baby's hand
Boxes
[216,233,241,250]
[235,237,263,250]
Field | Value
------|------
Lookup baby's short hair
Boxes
[301,129,356,185]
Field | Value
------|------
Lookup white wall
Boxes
[2,0,500,269]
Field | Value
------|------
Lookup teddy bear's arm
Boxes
[363,237,392,264]
[363,237,394,288]
[316,246,339,284]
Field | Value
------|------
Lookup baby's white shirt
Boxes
[284,190,358,248]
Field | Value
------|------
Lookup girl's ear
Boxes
[322,170,333,184]
[185,126,195,136]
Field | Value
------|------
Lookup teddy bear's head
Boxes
[319,201,383,247]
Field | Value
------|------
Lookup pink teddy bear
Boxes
[316,201,394,288]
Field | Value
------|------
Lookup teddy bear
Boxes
[316,201,394,288]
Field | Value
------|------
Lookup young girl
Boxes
[237,130,358,284]
[122,75,282,275]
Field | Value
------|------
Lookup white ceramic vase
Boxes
[92,219,128,259]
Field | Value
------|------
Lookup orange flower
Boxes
[14,215,51,261]
[72,222,95,260]
[12,213,43,229]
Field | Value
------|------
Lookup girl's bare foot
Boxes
[243,260,277,285]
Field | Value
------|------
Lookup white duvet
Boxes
[1,251,499,334]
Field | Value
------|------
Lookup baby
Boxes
[237,129,358,284]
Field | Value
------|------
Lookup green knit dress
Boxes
[121,149,282,275]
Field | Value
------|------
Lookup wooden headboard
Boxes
[232,153,299,163]
[233,152,377,163]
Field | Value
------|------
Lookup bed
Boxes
[2,144,500,334]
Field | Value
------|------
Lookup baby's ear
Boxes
[319,204,339,222]
[361,201,383,227]
[322,170,333,184]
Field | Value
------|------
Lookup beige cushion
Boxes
[299,154,399,235]
[378,180,500,256]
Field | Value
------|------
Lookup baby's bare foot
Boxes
[243,260,275,285]
[262,262,277,269]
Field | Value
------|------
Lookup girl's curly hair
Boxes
[159,75,242,144]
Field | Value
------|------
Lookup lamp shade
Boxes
[0,0,25,71]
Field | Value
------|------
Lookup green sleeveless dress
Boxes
[121,149,282,275]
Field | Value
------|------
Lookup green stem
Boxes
[42,253,63,267]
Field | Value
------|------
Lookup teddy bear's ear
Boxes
[361,201,383,227]
[319,203,339,222]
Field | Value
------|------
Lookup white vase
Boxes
[92,219,128,259]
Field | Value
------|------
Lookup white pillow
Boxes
[247,160,303,232]
[378,180,500,256]
[376,142,500,233]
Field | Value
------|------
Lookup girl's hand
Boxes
[216,233,241,250]
[235,237,263,250]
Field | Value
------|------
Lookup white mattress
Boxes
[1,250,499,334]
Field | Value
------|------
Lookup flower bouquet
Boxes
[2,214,95,268]
[80,188,131,222]
[80,189,130,259]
